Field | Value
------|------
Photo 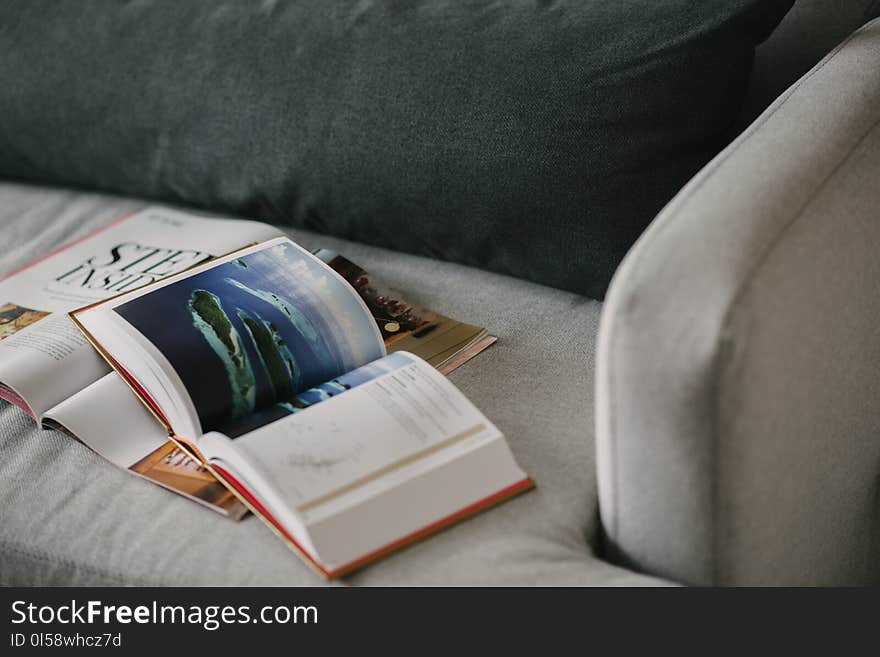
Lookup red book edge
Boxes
[211,464,534,580]
[0,384,35,417]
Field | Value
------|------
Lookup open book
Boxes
[71,238,531,577]
[0,207,495,520]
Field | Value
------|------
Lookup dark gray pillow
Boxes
[0,1,793,298]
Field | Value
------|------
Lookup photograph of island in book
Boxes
[71,237,532,578]
[0,206,497,524]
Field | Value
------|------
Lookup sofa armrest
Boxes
[595,18,880,586]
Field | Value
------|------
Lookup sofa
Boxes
[1,1,878,586]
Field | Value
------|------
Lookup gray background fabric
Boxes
[0,182,667,586]
[596,19,880,586]
[0,0,793,299]
[740,0,879,125]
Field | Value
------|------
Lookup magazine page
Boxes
[315,250,495,372]
[0,206,281,419]
[43,372,245,518]
[74,238,386,442]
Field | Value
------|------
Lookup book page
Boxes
[0,207,281,418]
[45,372,168,468]
[217,352,500,518]
[218,351,415,437]
[79,238,386,440]
[42,372,245,517]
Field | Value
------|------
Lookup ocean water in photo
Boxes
[115,240,384,434]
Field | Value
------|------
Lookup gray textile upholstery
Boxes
[0,182,668,586]
[740,0,878,124]
[597,19,880,586]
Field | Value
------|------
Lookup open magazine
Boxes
[0,207,495,520]
[71,237,531,578]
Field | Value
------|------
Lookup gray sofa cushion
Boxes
[596,18,880,586]
[0,181,668,586]
[0,0,793,299]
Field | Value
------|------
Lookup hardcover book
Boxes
[71,237,531,577]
